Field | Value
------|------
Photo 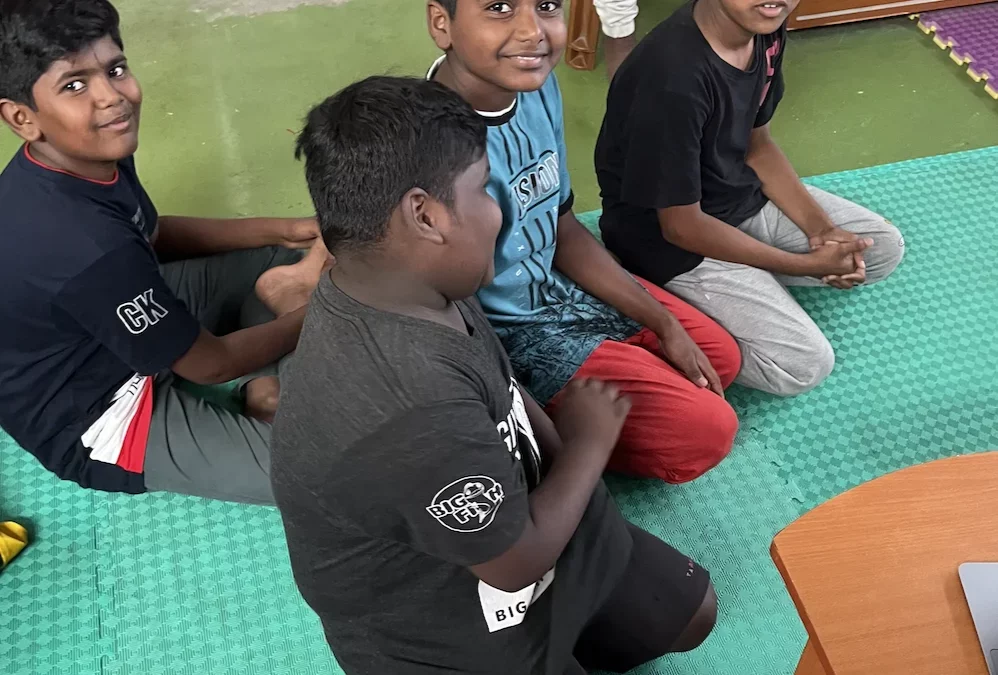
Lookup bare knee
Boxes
[670,583,718,653]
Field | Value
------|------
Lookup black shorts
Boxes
[564,525,711,674]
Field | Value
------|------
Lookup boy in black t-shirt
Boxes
[596,0,905,397]
[0,0,328,502]
[272,76,716,675]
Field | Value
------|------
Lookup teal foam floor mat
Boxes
[4,146,998,675]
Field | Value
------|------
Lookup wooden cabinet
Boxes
[788,0,995,29]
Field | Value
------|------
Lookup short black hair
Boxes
[295,76,487,252]
[433,0,458,17]
[0,0,123,107]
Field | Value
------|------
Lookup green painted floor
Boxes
[1,0,995,215]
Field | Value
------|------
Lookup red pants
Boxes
[548,279,741,484]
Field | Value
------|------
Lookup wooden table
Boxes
[771,452,998,675]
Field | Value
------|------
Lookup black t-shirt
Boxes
[0,146,200,492]
[271,274,632,675]
[595,1,787,285]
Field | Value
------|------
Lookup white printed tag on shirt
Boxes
[478,568,555,633]
[82,373,148,465]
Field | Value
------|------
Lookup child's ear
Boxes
[0,100,42,143]
[402,188,447,245]
[427,1,454,51]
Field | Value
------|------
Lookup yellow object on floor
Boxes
[0,521,28,569]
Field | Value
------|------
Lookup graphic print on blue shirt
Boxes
[511,149,559,220]
[433,65,640,404]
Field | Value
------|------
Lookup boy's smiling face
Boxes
[4,35,141,168]
[718,0,800,35]
[429,0,567,99]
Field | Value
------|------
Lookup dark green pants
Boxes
[142,247,300,505]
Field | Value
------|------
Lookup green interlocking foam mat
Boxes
[4,146,998,675]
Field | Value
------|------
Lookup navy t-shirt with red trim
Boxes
[0,146,200,492]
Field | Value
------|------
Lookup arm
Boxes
[470,435,607,591]
[549,81,718,391]
[471,380,629,592]
[744,125,867,290]
[332,398,613,593]
[554,211,676,336]
[519,387,561,458]
[335,387,626,594]
[545,75,672,334]
[153,216,319,260]
[745,125,834,240]
[171,310,305,385]
[548,72,688,338]
[742,37,839,243]
[593,82,800,295]
[657,204,868,283]
[553,211,723,394]
[56,242,307,387]
[658,203,813,275]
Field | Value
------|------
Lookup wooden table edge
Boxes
[769,452,998,675]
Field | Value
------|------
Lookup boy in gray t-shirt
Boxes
[271,76,716,675]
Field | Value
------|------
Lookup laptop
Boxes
[960,563,998,675]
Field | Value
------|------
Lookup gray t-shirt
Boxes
[271,274,633,675]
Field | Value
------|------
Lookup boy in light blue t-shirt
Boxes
[427,55,638,404]
[427,0,742,486]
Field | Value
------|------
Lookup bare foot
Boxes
[255,239,332,316]
[245,376,280,424]
[604,34,636,81]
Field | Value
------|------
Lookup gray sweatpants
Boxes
[665,186,905,396]
[142,246,300,505]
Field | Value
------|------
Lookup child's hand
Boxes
[808,225,859,251]
[552,379,631,462]
[808,228,870,289]
[821,251,866,289]
[656,320,725,397]
[805,239,871,284]
[280,218,322,249]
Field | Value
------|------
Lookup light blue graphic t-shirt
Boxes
[429,58,640,404]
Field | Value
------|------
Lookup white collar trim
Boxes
[426,54,518,119]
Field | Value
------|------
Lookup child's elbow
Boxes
[170,336,238,386]
[657,208,694,244]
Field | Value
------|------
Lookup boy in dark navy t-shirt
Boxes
[0,0,328,502]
